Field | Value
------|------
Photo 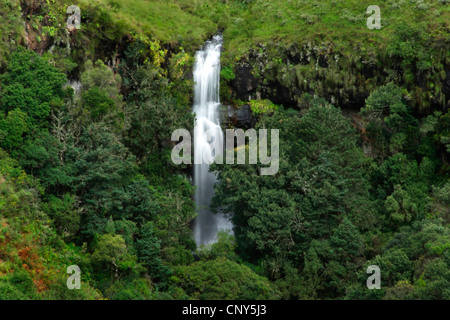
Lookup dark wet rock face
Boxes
[231,65,258,101]
[234,104,256,129]
[223,105,256,129]
[233,40,447,114]
[223,41,448,118]
[262,81,297,107]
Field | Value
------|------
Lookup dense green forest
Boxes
[0,0,449,300]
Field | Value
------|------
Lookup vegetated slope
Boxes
[93,0,449,59]
[92,0,217,48]
[0,150,100,299]
[88,0,449,113]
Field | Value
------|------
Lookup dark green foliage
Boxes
[172,257,280,300]
[220,65,235,82]
[212,103,375,281]
[122,66,193,163]
[106,278,153,300]
[136,222,172,284]
[1,47,67,127]
[197,231,240,262]
[41,193,80,241]
[386,24,432,72]
[0,270,41,300]
[0,279,29,300]
[362,83,419,157]
[64,123,152,238]
[82,87,116,121]
[0,109,28,151]
[15,130,73,192]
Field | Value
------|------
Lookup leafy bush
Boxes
[249,99,278,115]
[220,66,236,82]
[0,47,67,127]
[172,258,280,300]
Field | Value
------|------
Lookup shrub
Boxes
[249,99,278,115]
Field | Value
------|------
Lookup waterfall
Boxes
[66,80,82,96]
[192,35,233,246]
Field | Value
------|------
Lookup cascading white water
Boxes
[193,35,233,246]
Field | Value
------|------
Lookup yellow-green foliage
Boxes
[152,0,449,63]
[91,0,217,50]
[249,99,278,115]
